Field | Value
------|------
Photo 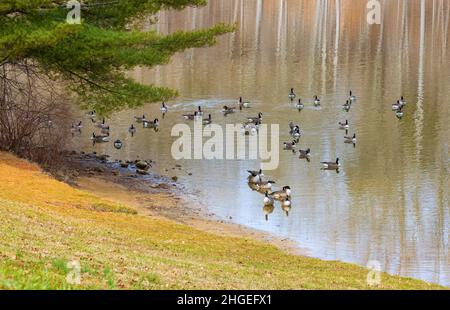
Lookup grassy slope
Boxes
[0,152,444,289]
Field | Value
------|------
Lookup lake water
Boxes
[73,0,450,286]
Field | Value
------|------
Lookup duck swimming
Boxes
[161,102,168,113]
[91,132,109,144]
[183,111,198,120]
[202,114,212,125]
[344,134,356,144]
[263,204,275,221]
[246,112,263,123]
[222,105,236,115]
[349,90,356,102]
[314,95,321,106]
[339,120,349,130]
[264,191,275,207]
[271,186,292,201]
[298,148,311,160]
[143,118,159,128]
[257,180,276,191]
[239,97,251,110]
[392,100,401,111]
[95,118,109,130]
[295,98,304,110]
[396,106,404,119]
[128,124,136,136]
[247,169,264,183]
[281,197,292,216]
[343,100,351,111]
[321,158,340,169]
[135,114,147,123]
[289,88,296,101]
[291,126,301,138]
[283,141,297,150]
[87,111,96,122]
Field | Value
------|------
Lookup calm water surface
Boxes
[74,0,450,285]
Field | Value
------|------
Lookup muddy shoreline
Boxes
[60,151,307,256]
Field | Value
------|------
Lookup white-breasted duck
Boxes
[87,111,96,122]
[222,105,236,115]
[396,106,404,119]
[95,118,109,130]
[296,98,304,110]
[239,97,251,110]
[314,95,321,106]
[349,90,357,102]
[161,102,168,113]
[143,118,159,128]
[246,112,263,123]
[91,132,109,143]
[257,180,276,190]
[291,126,301,138]
[321,158,341,169]
[183,111,198,120]
[344,134,356,144]
[135,114,147,123]
[289,88,296,101]
[392,100,401,111]
[202,114,212,125]
[128,124,136,136]
[339,120,349,130]
[271,186,292,201]
[282,197,292,216]
[283,141,297,150]
[247,169,264,184]
[298,148,311,159]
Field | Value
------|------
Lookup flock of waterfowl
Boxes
[71,89,408,221]
[243,89,408,221]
